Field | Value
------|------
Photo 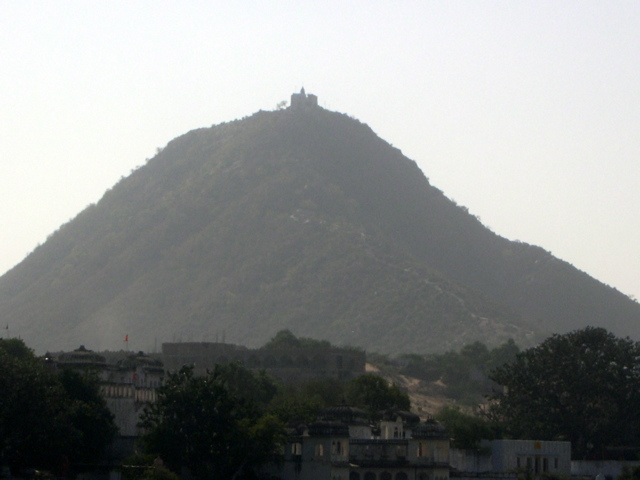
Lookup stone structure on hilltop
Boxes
[162,341,365,382]
[290,87,318,110]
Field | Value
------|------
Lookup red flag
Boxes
[124,335,128,342]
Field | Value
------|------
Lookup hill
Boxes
[1,100,639,353]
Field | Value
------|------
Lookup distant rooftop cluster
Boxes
[290,87,318,109]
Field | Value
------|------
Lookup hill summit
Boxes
[2,95,639,354]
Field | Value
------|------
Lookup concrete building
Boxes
[450,439,571,480]
[275,405,450,480]
[485,439,571,475]
[48,346,164,461]
[162,341,365,382]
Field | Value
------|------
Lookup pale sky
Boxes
[1,1,639,302]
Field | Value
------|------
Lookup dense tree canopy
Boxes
[0,339,115,475]
[435,406,497,450]
[345,373,411,417]
[58,369,118,467]
[139,363,286,480]
[488,327,640,458]
[262,329,332,350]
[396,339,520,404]
[268,376,345,425]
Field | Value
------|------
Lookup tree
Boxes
[488,327,640,458]
[395,340,520,404]
[435,406,496,450]
[262,329,331,350]
[263,329,301,349]
[486,338,519,372]
[139,364,286,480]
[345,374,410,417]
[619,465,640,480]
[460,341,491,367]
[0,339,69,473]
[58,369,117,468]
[0,339,115,475]
[212,361,279,410]
[268,377,345,424]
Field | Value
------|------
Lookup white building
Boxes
[450,439,571,480]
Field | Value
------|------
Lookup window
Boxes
[350,473,361,480]
[543,458,549,472]
[332,441,344,455]
[381,472,392,480]
[315,444,324,457]
[291,443,302,455]
[396,472,408,480]
[364,472,376,480]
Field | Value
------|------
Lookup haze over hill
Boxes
[1,100,639,354]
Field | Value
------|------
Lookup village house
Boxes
[47,344,586,480]
[47,346,164,461]
[449,439,571,480]
[272,404,450,480]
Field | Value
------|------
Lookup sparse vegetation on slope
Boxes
[1,105,639,354]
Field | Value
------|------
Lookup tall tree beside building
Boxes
[0,339,115,475]
[345,373,411,418]
[488,327,640,457]
[139,364,286,480]
[58,369,118,468]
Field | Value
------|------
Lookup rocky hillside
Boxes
[1,104,639,354]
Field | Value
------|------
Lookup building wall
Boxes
[278,429,450,480]
[162,342,365,381]
[278,434,350,480]
[449,449,493,474]
[102,387,157,436]
[410,439,450,465]
[481,440,571,475]
[571,460,640,480]
[51,348,164,461]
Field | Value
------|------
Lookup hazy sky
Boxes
[2,2,639,302]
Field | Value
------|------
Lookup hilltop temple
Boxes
[290,87,318,109]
